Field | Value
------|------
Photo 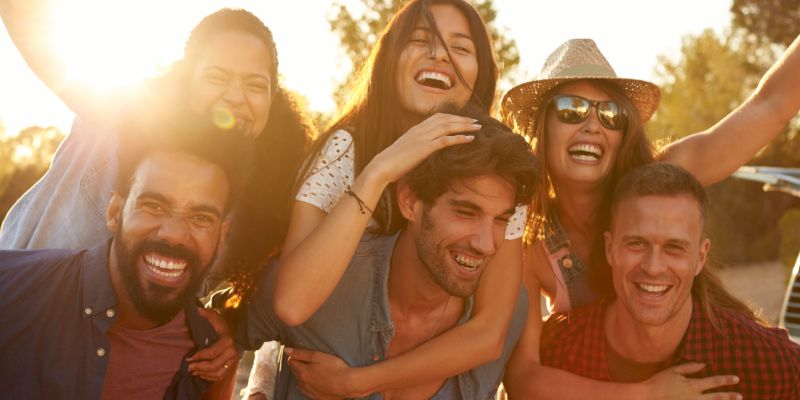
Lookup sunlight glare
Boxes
[48,1,186,93]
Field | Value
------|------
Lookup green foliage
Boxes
[731,0,799,47]
[651,27,800,265]
[328,0,518,107]
[648,29,761,144]
[0,126,64,223]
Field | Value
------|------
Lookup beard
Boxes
[414,207,480,298]
[113,228,209,325]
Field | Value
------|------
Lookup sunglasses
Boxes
[550,95,628,131]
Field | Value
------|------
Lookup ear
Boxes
[396,178,422,223]
[604,230,614,267]
[695,238,711,276]
[217,219,231,254]
[106,191,123,232]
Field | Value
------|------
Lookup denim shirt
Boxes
[237,233,529,400]
[0,240,218,399]
[0,117,117,250]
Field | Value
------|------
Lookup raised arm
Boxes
[0,0,110,115]
[272,114,479,326]
[661,34,800,186]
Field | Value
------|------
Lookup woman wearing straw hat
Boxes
[501,37,800,398]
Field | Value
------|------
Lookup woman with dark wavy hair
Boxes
[0,4,312,387]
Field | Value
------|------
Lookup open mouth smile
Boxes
[568,143,603,162]
[416,70,453,90]
[143,252,188,280]
[451,251,483,273]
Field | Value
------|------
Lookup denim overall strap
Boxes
[544,212,596,309]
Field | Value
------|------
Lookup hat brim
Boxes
[501,76,661,134]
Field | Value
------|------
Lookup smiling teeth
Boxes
[144,254,187,279]
[638,283,669,293]
[454,254,481,271]
[416,71,452,89]
[568,143,602,160]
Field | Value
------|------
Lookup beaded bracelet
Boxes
[345,186,374,215]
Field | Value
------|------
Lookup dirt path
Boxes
[717,261,790,325]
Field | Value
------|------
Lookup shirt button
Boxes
[562,257,573,269]
[96,348,106,357]
[84,307,93,315]
[106,309,115,318]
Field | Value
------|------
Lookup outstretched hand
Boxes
[286,347,360,400]
[187,308,241,382]
[645,362,741,400]
[365,113,479,186]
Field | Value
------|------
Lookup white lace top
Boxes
[296,130,528,239]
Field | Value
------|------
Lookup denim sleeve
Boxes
[234,264,281,351]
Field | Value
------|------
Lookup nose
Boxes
[581,106,603,134]
[222,80,246,105]
[640,248,668,275]
[156,215,192,247]
[469,221,499,257]
[427,39,450,63]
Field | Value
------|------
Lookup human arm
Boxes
[661,34,800,186]
[272,114,480,326]
[0,0,111,116]
[284,238,523,397]
[186,308,241,382]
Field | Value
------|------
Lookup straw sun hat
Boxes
[501,39,661,133]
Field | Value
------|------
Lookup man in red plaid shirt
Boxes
[539,163,800,399]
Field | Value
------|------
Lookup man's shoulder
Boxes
[541,301,605,349]
[712,305,800,356]
[0,247,85,272]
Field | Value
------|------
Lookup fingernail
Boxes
[471,123,481,128]
[285,347,294,354]
[732,376,740,383]
[471,118,479,123]
[464,135,475,140]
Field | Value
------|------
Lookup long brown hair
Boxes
[298,0,498,232]
[521,79,655,245]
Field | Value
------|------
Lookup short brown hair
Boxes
[406,106,538,208]
[608,162,764,331]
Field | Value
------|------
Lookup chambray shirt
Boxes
[0,117,117,250]
[0,240,218,399]
[236,233,529,400]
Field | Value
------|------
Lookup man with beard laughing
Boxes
[0,114,243,399]
[236,112,539,400]
[533,163,800,399]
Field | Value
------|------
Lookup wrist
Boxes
[346,366,378,398]
[358,162,390,192]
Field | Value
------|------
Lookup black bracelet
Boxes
[345,186,374,215]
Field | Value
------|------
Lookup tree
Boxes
[649,28,800,266]
[327,0,519,107]
[731,0,799,47]
[0,126,64,223]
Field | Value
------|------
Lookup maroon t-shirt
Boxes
[100,310,194,399]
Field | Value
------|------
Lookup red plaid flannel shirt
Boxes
[540,299,800,399]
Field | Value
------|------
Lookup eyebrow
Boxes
[413,27,473,42]
[448,199,516,217]
[138,192,223,219]
[203,66,270,82]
